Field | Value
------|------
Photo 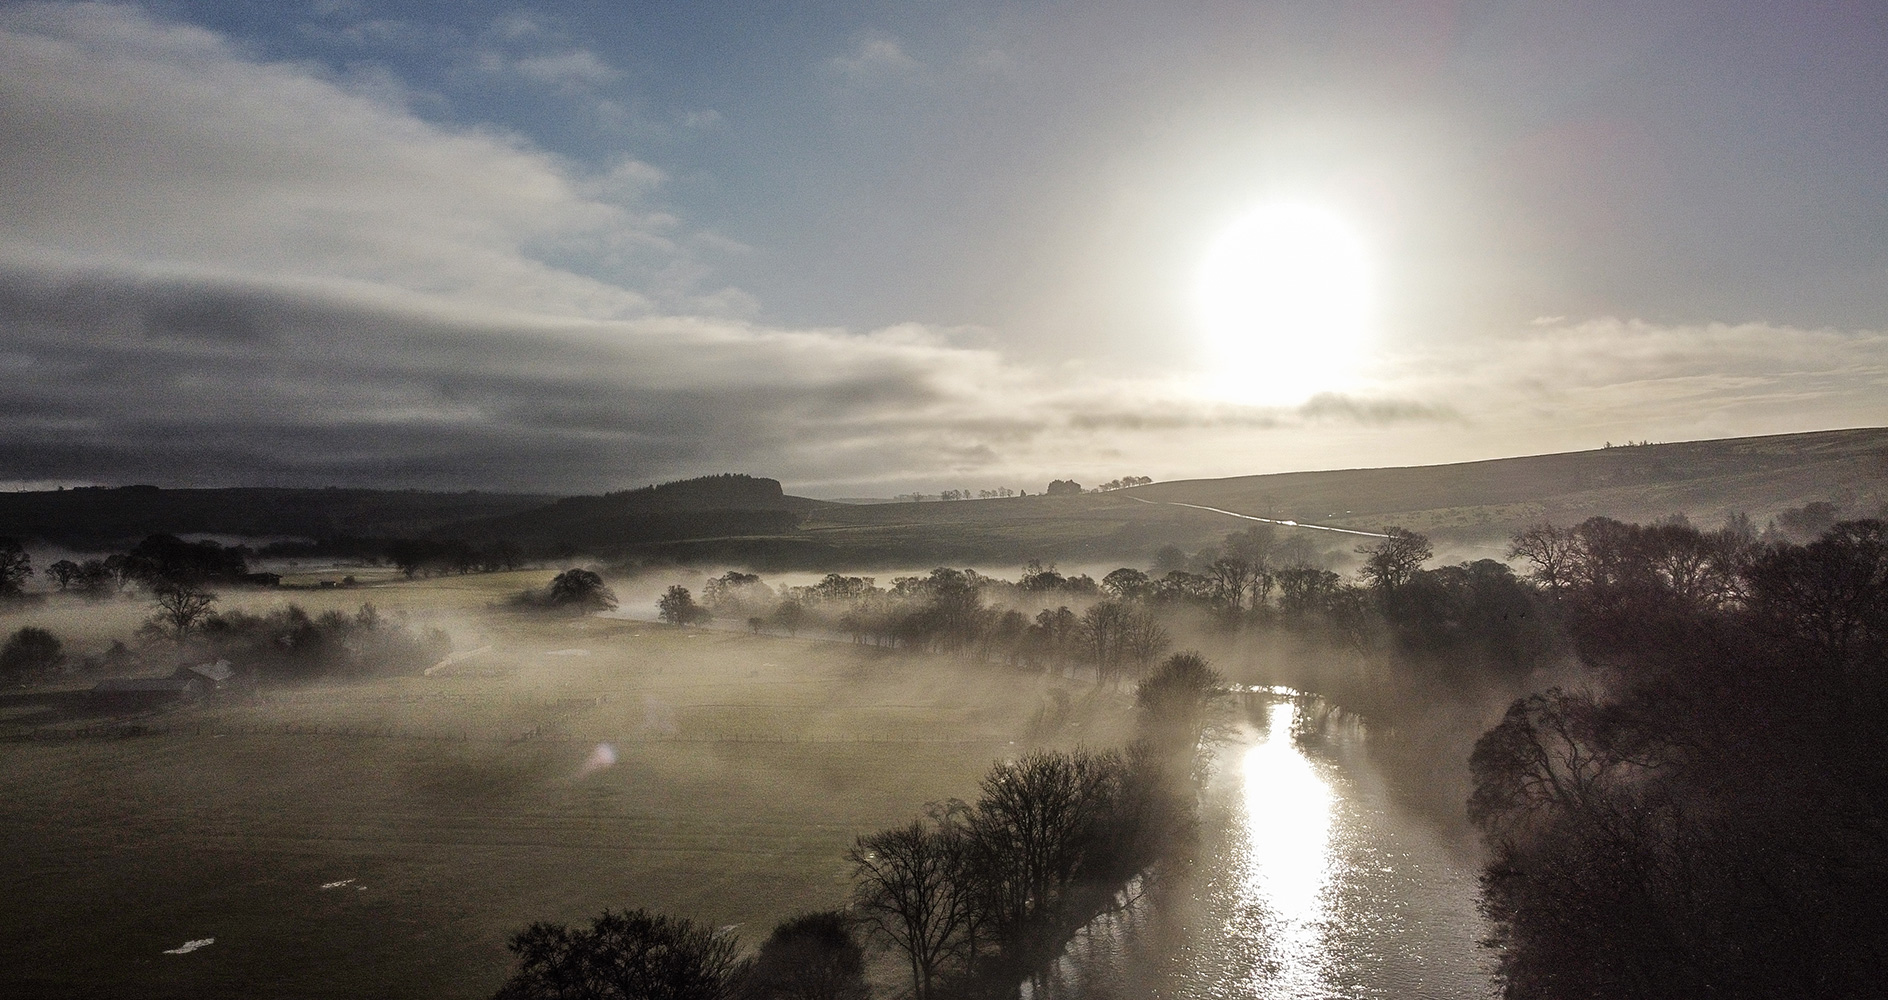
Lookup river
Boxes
[1024,693,1499,999]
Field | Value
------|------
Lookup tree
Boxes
[658,585,709,625]
[73,559,114,596]
[970,749,1129,944]
[769,600,808,636]
[1077,601,1136,683]
[146,582,217,642]
[1101,567,1150,601]
[546,569,618,611]
[1135,651,1222,742]
[1,627,64,681]
[1358,527,1431,591]
[1044,479,1083,496]
[1205,557,1257,612]
[495,908,745,1000]
[735,912,867,1000]
[47,559,80,591]
[850,820,967,1000]
[1121,609,1171,677]
[0,537,32,596]
[1275,565,1341,617]
[1507,523,1579,595]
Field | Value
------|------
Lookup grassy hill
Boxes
[9,429,1883,566]
[1131,426,1888,542]
[778,426,1888,567]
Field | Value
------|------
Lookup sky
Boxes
[1,1,1884,496]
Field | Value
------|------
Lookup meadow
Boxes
[0,572,1132,999]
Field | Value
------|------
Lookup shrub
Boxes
[0,627,64,681]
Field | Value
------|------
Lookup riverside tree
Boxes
[494,908,745,1000]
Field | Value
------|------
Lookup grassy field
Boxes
[0,574,1134,999]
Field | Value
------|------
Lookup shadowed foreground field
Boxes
[0,576,1129,999]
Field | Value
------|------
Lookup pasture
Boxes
[0,573,1133,999]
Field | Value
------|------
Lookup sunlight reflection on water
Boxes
[1020,691,1498,1000]
[1237,701,1334,997]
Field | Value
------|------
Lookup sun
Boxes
[1194,202,1373,405]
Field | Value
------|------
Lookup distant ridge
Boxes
[0,474,831,554]
[4,428,1882,565]
[439,474,829,550]
[0,486,554,548]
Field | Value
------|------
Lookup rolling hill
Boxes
[5,428,1882,567]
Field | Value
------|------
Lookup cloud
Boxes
[2,5,1881,497]
[0,3,672,318]
[511,49,620,90]
[825,34,920,82]
[1297,393,1461,425]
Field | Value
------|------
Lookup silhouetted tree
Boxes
[734,912,867,1000]
[73,559,114,596]
[0,537,31,596]
[1507,523,1578,595]
[1101,567,1149,601]
[1470,519,1888,1000]
[850,820,967,1000]
[1,626,64,681]
[144,582,217,642]
[546,569,618,611]
[1135,651,1222,747]
[495,908,745,1000]
[1357,527,1430,591]
[46,558,79,591]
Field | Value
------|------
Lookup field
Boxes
[0,573,1133,999]
[797,427,1888,560]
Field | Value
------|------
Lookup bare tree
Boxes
[1121,609,1171,679]
[1508,523,1579,595]
[849,821,967,1000]
[146,582,217,642]
[1077,602,1136,683]
[1358,527,1431,591]
[495,908,745,1000]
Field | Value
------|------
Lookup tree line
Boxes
[1470,514,1888,998]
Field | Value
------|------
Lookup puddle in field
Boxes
[163,938,214,955]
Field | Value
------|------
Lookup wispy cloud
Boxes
[512,49,621,89]
[825,33,920,82]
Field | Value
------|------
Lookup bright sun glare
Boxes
[1195,202,1373,405]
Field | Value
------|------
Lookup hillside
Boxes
[438,474,827,550]
[6,429,1881,566]
[0,486,554,548]
[1131,426,1888,540]
[782,426,1888,567]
